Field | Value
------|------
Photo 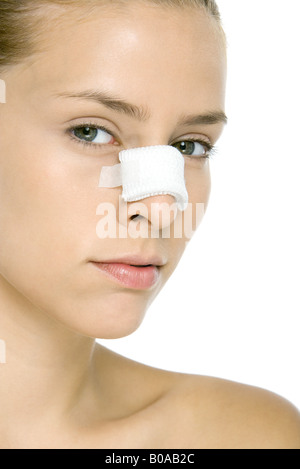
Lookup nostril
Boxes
[130,214,141,221]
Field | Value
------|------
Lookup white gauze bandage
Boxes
[98,145,189,211]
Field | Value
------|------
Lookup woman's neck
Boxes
[0,277,98,442]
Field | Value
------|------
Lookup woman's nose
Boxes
[122,193,178,234]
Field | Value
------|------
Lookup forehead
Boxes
[14,3,226,112]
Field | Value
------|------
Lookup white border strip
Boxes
[0,79,6,104]
[0,339,6,364]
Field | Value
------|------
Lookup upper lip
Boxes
[93,254,167,267]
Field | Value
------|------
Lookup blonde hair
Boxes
[0,0,224,71]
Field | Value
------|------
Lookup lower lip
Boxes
[92,262,160,289]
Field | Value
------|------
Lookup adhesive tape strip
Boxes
[99,145,189,211]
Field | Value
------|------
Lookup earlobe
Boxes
[0,79,6,104]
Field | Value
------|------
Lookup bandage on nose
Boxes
[98,145,189,211]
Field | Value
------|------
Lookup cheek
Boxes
[0,132,101,287]
[0,133,113,334]
[184,160,211,238]
[167,161,211,258]
[185,159,211,210]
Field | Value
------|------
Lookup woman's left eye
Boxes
[71,126,116,145]
[172,140,211,157]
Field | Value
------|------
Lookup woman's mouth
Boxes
[91,262,161,290]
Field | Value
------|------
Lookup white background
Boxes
[99,0,300,410]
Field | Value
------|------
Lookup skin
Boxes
[0,2,299,449]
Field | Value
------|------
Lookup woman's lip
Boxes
[91,262,160,290]
[96,255,166,267]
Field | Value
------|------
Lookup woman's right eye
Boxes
[71,126,116,145]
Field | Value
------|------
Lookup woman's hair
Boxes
[0,0,223,72]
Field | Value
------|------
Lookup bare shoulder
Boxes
[164,373,300,449]
[95,346,300,449]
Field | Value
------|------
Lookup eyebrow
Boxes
[180,111,228,127]
[55,89,228,126]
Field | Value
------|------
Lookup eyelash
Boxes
[177,138,216,159]
[67,123,118,148]
[67,123,216,159]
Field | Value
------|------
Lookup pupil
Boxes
[75,126,98,142]
[179,141,195,155]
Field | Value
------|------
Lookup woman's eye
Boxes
[72,126,115,144]
[172,140,209,157]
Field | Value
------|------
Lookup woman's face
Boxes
[0,2,226,338]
